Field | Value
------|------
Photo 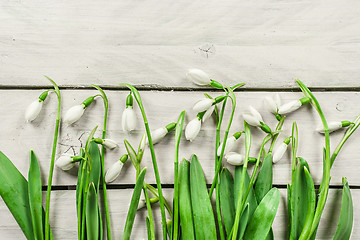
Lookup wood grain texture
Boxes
[1,90,360,186]
[1,0,360,88]
[0,188,358,239]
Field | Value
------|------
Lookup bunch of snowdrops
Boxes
[0,70,356,240]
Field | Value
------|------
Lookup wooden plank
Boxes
[1,0,360,88]
[1,90,360,186]
[0,188,359,239]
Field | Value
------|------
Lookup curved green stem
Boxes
[43,76,61,240]
[146,183,173,218]
[268,116,286,153]
[91,84,112,240]
[143,185,155,240]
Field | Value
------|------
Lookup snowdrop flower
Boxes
[25,91,49,122]
[105,154,128,183]
[202,105,215,122]
[64,96,94,125]
[122,93,137,132]
[225,152,245,166]
[272,137,291,163]
[217,131,242,156]
[185,113,203,142]
[242,106,272,133]
[55,154,82,171]
[278,97,310,115]
[150,123,176,144]
[94,138,118,149]
[193,96,226,113]
[264,94,281,114]
[316,121,352,134]
[186,69,223,89]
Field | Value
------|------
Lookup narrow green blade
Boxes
[254,153,273,203]
[28,150,44,240]
[86,182,99,240]
[243,188,280,240]
[88,142,101,190]
[190,155,217,240]
[123,168,147,240]
[333,177,353,240]
[0,151,34,240]
[219,168,235,236]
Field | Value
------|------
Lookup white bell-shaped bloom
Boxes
[185,117,202,142]
[217,136,237,156]
[202,105,215,122]
[137,199,147,210]
[151,127,168,144]
[186,69,211,86]
[105,161,124,183]
[102,139,118,149]
[193,98,214,112]
[278,100,302,115]
[122,106,137,132]
[242,114,261,127]
[225,152,245,166]
[248,106,263,122]
[316,121,343,134]
[264,94,281,114]
[55,155,75,171]
[272,143,288,163]
[25,100,43,122]
[64,104,85,125]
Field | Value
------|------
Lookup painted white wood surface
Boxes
[1,0,360,88]
[1,90,359,186]
[0,189,358,239]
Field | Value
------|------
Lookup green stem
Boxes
[143,185,155,240]
[92,84,112,240]
[77,161,87,239]
[44,77,61,240]
[121,83,167,239]
[216,180,226,240]
[268,116,286,153]
[146,183,173,218]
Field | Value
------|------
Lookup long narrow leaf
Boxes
[88,142,101,190]
[254,153,273,203]
[28,150,44,240]
[123,168,147,240]
[86,182,99,240]
[219,168,235,236]
[0,151,34,240]
[333,177,353,240]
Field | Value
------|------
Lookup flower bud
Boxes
[225,152,245,166]
[105,160,124,183]
[151,127,168,144]
[316,121,352,134]
[55,155,75,171]
[242,114,261,127]
[278,97,310,115]
[193,98,214,112]
[186,69,211,86]
[249,106,263,123]
[64,104,85,125]
[272,138,290,163]
[202,105,215,122]
[102,139,118,149]
[264,94,281,114]
[185,117,202,142]
[122,106,137,132]
[25,100,43,122]
[217,136,237,156]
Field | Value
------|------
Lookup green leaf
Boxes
[178,159,195,240]
[123,168,147,240]
[290,158,315,239]
[219,168,235,236]
[333,177,353,240]
[190,155,217,240]
[28,150,44,240]
[88,142,101,191]
[86,182,99,240]
[254,153,273,203]
[234,166,257,217]
[124,139,138,168]
[238,203,250,239]
[243,188,280,240]
[0,151,34,240]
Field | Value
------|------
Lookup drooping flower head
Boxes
[25,90,49,122]
[122,93,137,132]
[64,96,95,125]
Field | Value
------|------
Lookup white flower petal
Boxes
[122,107,137,132]
[25,100,43,122]
[225,152,245,166]
[316,121,343,133]
[202,105,215,122]
[248,106,263,122]
[217,136,237,156]
[186,69,211,86]
[193,98,214,112]
[64,104,85,125]
[102,139,118,149]
[185,118,201,142]
[272,143,288,163]
[151,127,168,144]
[242,114,261,127]
[264,96,278,114]
[274,93,281,107]
[105,161,124,183]
[278,100,302,115]
[55,155,75,171]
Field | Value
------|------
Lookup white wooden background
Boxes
[1,0,360,239]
